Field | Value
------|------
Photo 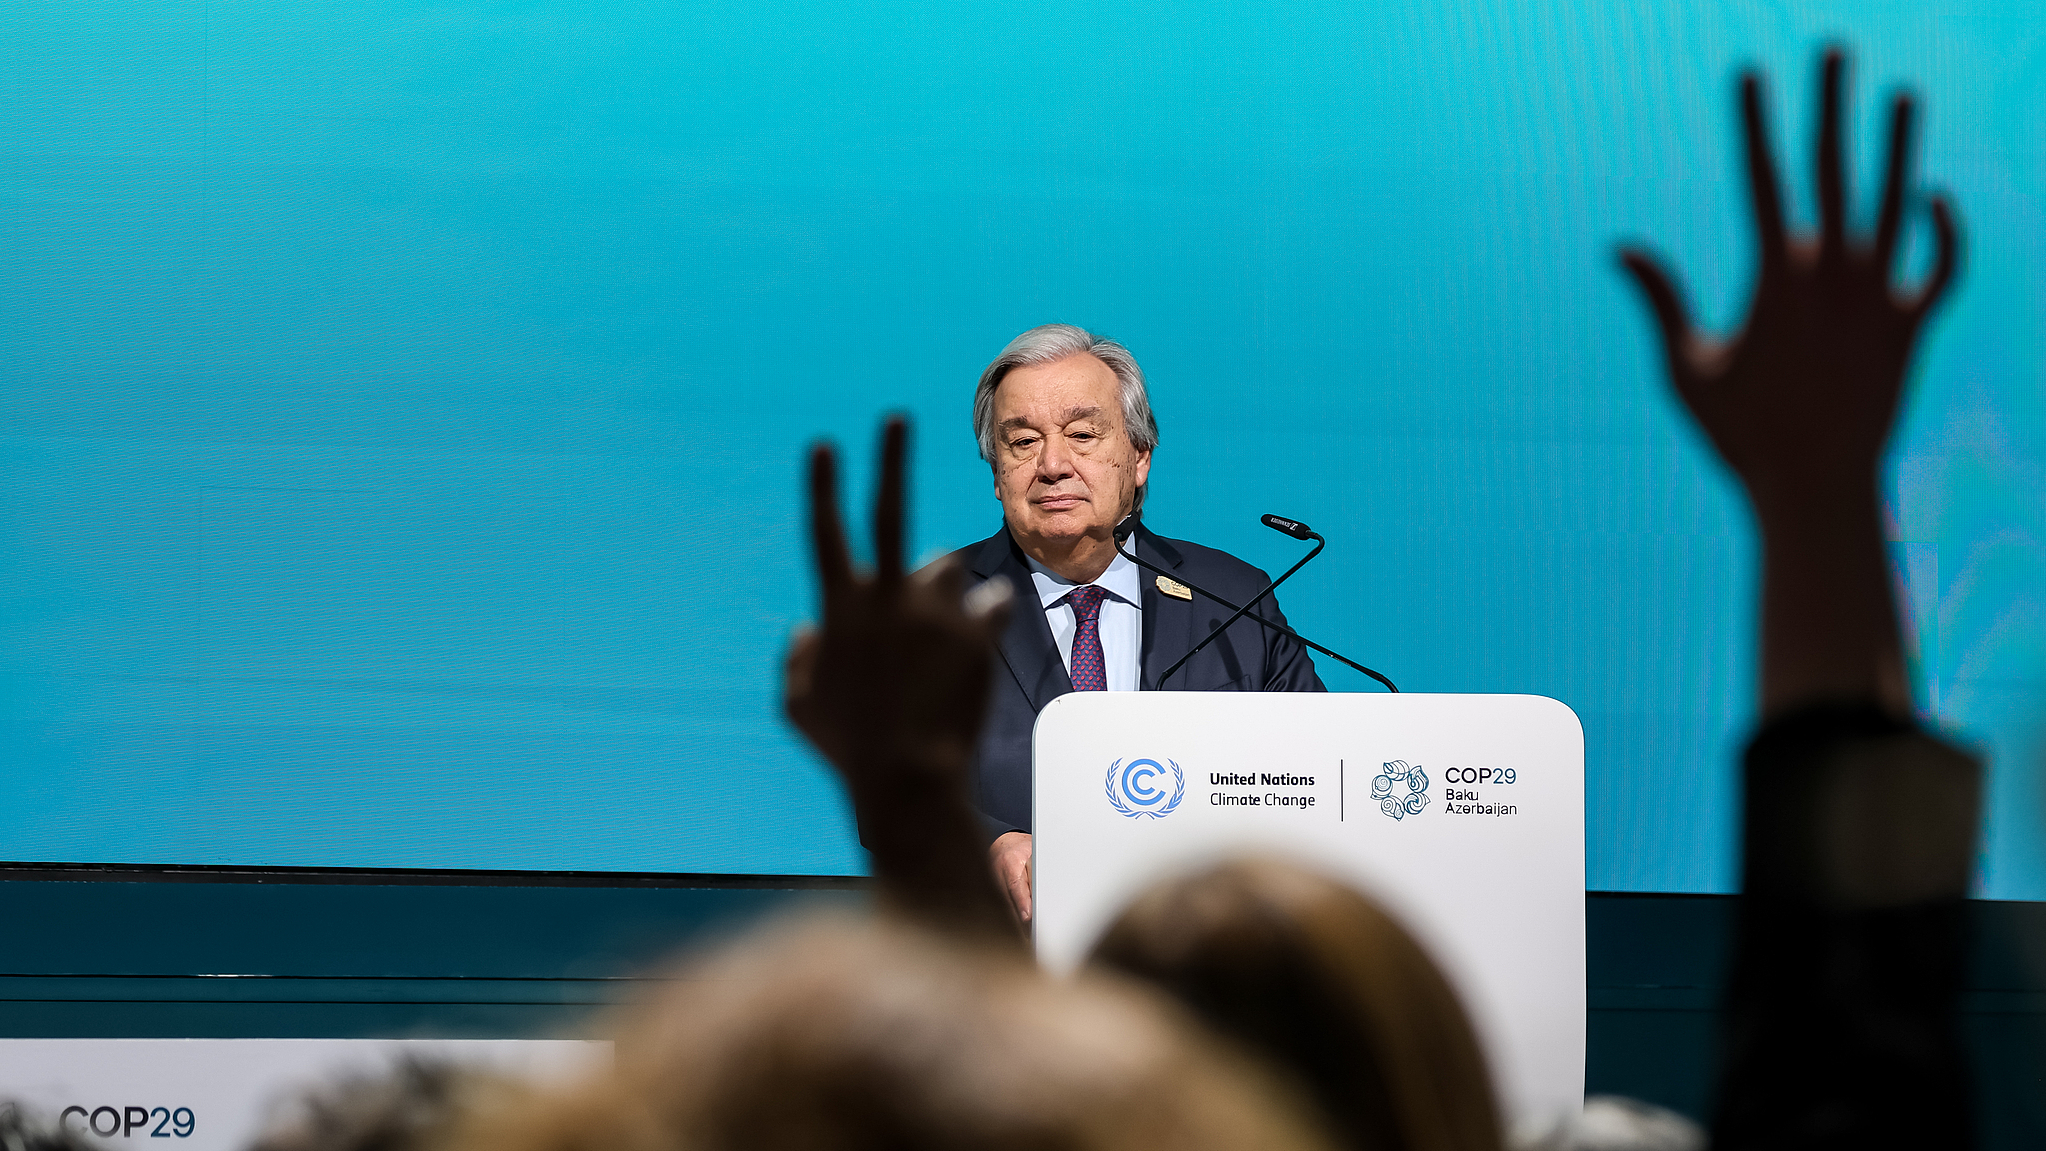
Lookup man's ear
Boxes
[1132,449,1153,490]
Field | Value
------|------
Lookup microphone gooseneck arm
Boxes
[1113,519,1399,692]
[1156,533,1323,686]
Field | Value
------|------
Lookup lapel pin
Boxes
[1155,575,1193,601]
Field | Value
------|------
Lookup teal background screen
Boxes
[4,2,2043,893]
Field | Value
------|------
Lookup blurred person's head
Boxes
[1511,1096,1704,1151]
[248,1060,512,1151]
[1,1102,92,1151]
[1090,858,1503,1151]
[974,325,1157,579]
[455,913,1335,1151]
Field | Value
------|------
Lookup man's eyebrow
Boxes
[997,407,1107,437]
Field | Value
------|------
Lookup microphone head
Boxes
[1114,517,1137,546]
[1261,513,1314,540]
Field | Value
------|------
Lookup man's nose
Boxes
[1035,434,1075,480]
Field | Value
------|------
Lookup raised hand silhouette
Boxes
[784,416,1018,936]
[1618,49,1961,715]
[786,417,1011,781]
[1619,53,1983,1151]
[1619,49,1958,505]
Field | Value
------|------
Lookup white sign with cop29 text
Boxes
[0,1039,607,1151]
[1032,692,1584,1122]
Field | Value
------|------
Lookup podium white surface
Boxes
[1032,692,1585,1120]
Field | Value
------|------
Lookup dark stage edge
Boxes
[1,868,2041,1147]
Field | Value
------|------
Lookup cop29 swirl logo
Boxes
[1105,757,1185,819]
[1370,760,1430,820]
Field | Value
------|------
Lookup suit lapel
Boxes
[970,529,1073,710]
[1136,527,1198,692]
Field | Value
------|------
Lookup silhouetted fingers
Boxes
[1741,74,1788,268]
[913,557,1012,643]
[808,443,854,602]
[1910,195,1960,320]
[911,553,968,601]
[1873,94,1914,273]
[783,627,820,713]
[1816,49,1848,264]
[1618,248,1698,384]
[873,416,908,591]
[963,574,1014,642]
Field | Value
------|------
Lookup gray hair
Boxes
[973,324,1160,510]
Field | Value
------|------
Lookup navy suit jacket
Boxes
[960,521,1326,842]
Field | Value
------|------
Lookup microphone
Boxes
[1261,513,1314,540]
[1157,514,1326,685]
[1114,515,1398,692]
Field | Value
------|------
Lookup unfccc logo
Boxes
[1105,757,1185,819]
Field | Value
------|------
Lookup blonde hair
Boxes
[454,913,1336,1151]
[1091,859,1504,1151]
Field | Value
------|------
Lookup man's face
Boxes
[990,353,1152,552]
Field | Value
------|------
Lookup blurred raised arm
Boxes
[1620,49,1979,1151]
[1619,50,1957,719]
[784,416,1019,940]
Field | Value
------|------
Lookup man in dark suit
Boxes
[959,323,1324,923]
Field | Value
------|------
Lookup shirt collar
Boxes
[1025,540,1142,610]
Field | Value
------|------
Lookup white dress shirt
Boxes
[1026,542,1143,692]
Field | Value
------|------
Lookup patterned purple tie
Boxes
[1064,585,1109,691]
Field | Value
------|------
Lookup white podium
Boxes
[1032,692,1585,1120]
